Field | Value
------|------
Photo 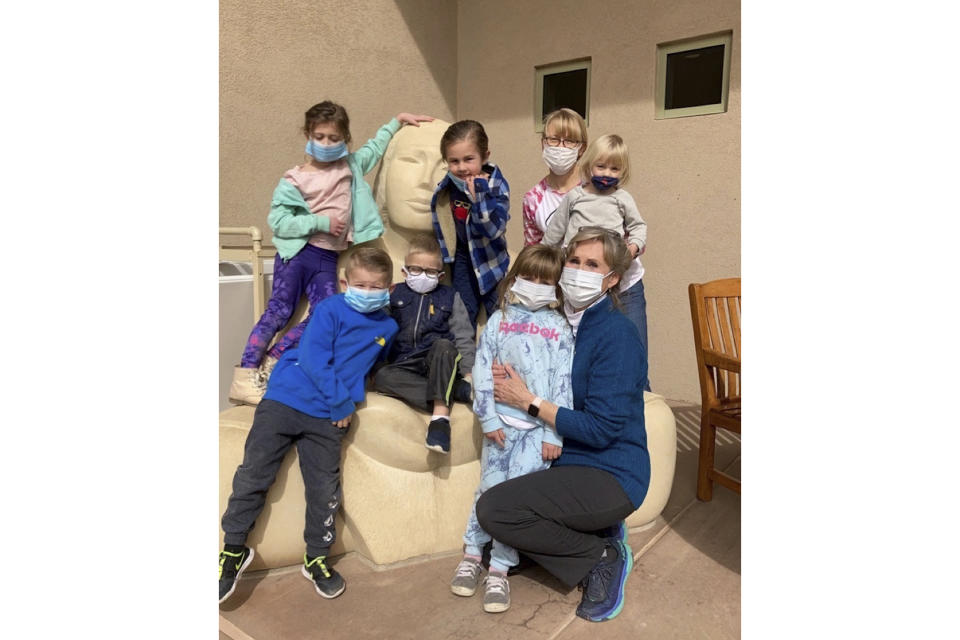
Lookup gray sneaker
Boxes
[450,557,483,596]
[482,572,511,613]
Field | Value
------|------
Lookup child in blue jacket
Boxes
[430,120,510,330]
[229,101,431,405]
[219,247,398,604]
[371,234,476,454]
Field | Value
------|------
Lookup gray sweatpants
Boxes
[371,338,461,413]
[221,399,346,558]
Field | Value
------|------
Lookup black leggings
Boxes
[476,465,634,588]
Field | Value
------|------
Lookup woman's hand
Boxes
[397,113,434,127]
[492,362,534,410]
[541,443,562,461]
[485,429,506,448]
[334,415,351,429]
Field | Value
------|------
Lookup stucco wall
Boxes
[456,0,740,403]
[220,0,458,230]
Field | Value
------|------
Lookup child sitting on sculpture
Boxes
[229,100,432,405]
[371,233,476,454]
[219,247,398,604]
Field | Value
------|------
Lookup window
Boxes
[656,32,732,119]
[534,58,591,132]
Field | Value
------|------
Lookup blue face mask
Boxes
[344,286,390,313]
[305,140,348,162]
[447,171,469,194]
[591,175,619,191]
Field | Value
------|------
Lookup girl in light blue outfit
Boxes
[450,245,574,614]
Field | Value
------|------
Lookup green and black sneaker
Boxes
[219,546,254,604]
[301,553,346,599]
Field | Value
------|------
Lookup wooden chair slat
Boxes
[689,278,741,502]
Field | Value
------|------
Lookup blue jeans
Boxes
[452,246,499,330]
[620,278,650,391]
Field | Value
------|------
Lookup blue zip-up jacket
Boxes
[473,305,575,448]
[553,296,651,508]
[387,282,476,375]
[267,119,400,260]
[430,163,510,295]
[264,294,398,421]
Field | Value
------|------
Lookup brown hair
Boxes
[303,101,351,144]
[579,133,631,186]
[345,246,393,283]
[497,244,565,314]
[440,120,489,160]
[564,227,632,308]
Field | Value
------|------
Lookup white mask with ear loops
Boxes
[510,277,557,311]
[559,267,612,308]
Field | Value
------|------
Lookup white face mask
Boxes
[510,277,557,311]
[559,266,612,309]
[541,145,579,175]
[403,268,440,294]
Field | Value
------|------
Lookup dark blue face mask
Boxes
[591,175,619,191]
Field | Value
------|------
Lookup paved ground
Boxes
[219,403,740,639]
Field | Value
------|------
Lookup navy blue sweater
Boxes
[554,296,651,508]
[265,295,398,421]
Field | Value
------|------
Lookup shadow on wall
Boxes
[393,0,458,119]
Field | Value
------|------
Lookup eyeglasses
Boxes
[542,136,582,149]
[404,265,443,278]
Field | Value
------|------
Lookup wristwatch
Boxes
[527,396,543,417]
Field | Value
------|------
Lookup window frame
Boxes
[655,31,733,120]
[534,58,591,133]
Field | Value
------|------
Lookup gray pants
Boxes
[372,338,460,413]
[221,399,346,558]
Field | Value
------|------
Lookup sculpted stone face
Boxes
[375,119,450,231]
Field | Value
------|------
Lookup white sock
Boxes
[431,415,450,422]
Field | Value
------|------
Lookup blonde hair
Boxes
[579,134,630,186]
[542,108,588,148]
[564,227,632,309]
[345,246,393,283]
[497,244,565,314]
[405,233,442,262]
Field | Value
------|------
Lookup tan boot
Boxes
[229,366,267,406]
[260,355,279,381]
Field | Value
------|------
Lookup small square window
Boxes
[534,59,591,132]
[656,32,732,119]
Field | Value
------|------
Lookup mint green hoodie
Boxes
[267,118,400,260]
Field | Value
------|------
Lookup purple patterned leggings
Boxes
[240,244,339,368]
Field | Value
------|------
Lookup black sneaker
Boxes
[425,418,451,453]
[301,553,346,599]
[452,378,473,404]
[595,520,629,545]
[219,546,255,604]
[575,538,633,622]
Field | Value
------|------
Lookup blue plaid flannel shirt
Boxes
[430,163,510,295]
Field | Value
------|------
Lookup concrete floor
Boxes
[219,403,740,639]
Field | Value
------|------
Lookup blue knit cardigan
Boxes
[553,296,651,508]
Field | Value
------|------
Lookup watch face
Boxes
[528,403,539,417]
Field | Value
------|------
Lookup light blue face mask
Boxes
[306,139,348,162]
[344,286,390,313]
[447,171,469,194]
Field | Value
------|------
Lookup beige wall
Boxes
[456,0,740,403]
[220,0,458,229]
[220,0,740,404]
